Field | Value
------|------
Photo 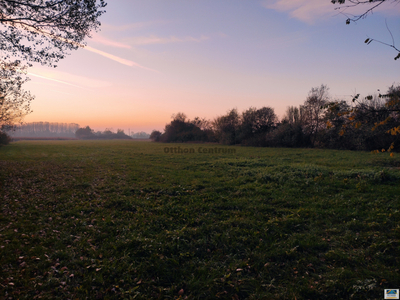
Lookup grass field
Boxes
[1,140,399,299]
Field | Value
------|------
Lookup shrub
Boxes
[266,123,311,148]
[0,131,11,146]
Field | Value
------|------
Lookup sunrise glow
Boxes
[21,0,399,134]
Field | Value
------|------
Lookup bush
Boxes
[150,130,162,141]
[0,131,11,146]
[266,123,311,148]
[159,120,211,143]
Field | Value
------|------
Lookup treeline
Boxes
[131,131,150,139]
[2,123,150,142]
[75,126,132,140]
[151,84,400,151]
[9,122,79,138]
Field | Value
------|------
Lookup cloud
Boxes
[28,72,84,88]
[101,21,166,32]
[262,0,400,24]
[83,46,158,72]
[28,68,111,89]
[261,0,335,24]
[91,33,131,49]
[126,35,210,45]
[4,18,155,70]
[80,45,159,71]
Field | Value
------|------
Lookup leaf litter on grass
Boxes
[0,140,399,299]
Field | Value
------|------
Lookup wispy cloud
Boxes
[101,21,167,32]
[126,35,210,45]
[91,33,131,49]
[28,72,84,88]
[83,46,158,72]
[262,0,400,24]
[261,0,334,24]
[28,68,111,89]
[3,18,155,70]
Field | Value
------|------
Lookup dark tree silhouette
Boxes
[0,0,107,141]
[213,109,241,145]
[302,85,329,146]
[0,75,33,130]
[75,126,95,139]
[0,0,107,67]
[150,130,162,141]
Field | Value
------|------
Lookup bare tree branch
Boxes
[332,0,400,60]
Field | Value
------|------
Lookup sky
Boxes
[22,0,400,134]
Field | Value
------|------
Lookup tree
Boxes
[239,107,277,146]
[0,1,107,140]
[282,106,306,125]
[75,126,95,139]
[321,100,360,149]
[302,85,330,146]
[171,112,187,123]
[189,117,215,141]
[331,0,400,60]
[0,72,33,132]
[353,85,400,153]
[160,114,208,143]
[213,109,241,145]
[265,122,311,148]
[10,122,79,137]
[324,84,400,153]
[0,0,107,67]
[190,117,213,131]
[150,130,162,141]
[241,107,277,134]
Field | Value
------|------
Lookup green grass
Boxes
[0,140,399,299]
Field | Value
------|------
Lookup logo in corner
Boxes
[385,289,399,299]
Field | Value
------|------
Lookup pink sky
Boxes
[21,0,400,134]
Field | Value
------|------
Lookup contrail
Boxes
[28,72,84,88]
[84,46,159,72]
[3,18,158,71]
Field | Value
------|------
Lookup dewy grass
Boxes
[0,140,399,299]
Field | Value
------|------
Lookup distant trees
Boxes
[75,126,95,139]
[11,122,79,138]
[282,106,305,125]
[75,126,132,140]
[131,131,150,139]
[158,113,214,143]
[152,83,399,154]
[8,123,151,140]
[158,107,277,145]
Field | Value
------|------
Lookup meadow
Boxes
[0,140,399,299]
